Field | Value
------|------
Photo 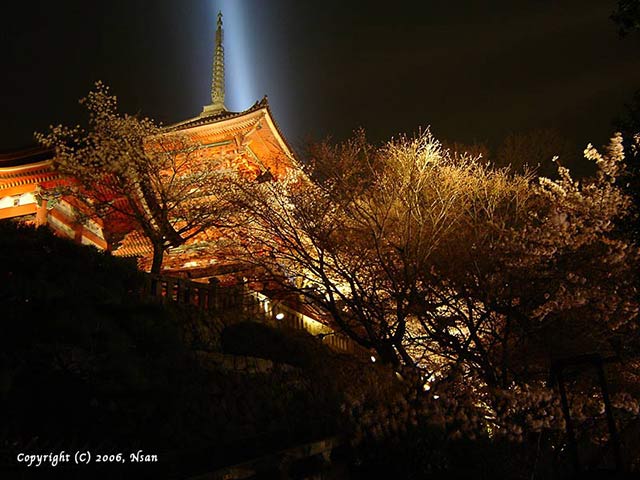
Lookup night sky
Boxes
[2,0,640,164]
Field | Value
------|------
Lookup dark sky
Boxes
[1,0,639,161]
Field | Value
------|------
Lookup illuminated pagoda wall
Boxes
[0,148,109,250]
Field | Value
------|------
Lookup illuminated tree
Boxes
[419,134,639,387]
[36,82,237,273]
[233,131,531,367]
[228,130,640,470]
[614,91,640,244]
[233,131,639,382]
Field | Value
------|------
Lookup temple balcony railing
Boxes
[141,274,365,356]
[142,274,243,312]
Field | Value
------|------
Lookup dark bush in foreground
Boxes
[221,320,330,368]
[0,221,142,305]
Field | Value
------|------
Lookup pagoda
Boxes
[111,11,294,275]
[0,11,294,275]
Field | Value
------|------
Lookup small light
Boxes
[423,384,431,391]
[433,395,440,400]
[370,355,376,363]
[275,313,284,320]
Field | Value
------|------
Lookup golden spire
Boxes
[202,11,226,116]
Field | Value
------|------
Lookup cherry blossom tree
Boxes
[232,131,639,381]
[37,82,238,273]
[232,131,535,367]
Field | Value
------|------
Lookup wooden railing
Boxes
[142,274,243,312]
[244,289,362,355]
[141,274,365,356]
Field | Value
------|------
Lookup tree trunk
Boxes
[151,243,164,274]
[394,341,415,367]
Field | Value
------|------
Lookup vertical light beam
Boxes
[209,0,255,111]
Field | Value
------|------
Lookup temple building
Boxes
[0,13,362,355]
[0,11,294,275]
[0,147,55,225]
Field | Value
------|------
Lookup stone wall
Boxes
[194,350,296,375]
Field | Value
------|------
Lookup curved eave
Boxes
[260,100,296,161]
[164,96,296,162]
[0,147,54,168]
[164,97,269,132]
[0,160,58,192]
[0,159,52,174]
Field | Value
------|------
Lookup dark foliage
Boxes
[0,224,344,477]
[221,320,330,368]
[613,91,640,243]
[0,221,143,305]
[611,0,640,37]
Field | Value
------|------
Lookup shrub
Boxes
[220,320,329,368]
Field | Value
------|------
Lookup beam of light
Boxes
[208,0,255,111]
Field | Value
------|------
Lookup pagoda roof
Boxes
[164,96,295,160]
[0,150,57,193]
[0,146,53,168]
[166,97,269,131]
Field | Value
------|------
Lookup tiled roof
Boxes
[113,230,152,257]
[0,162,58,191]
[163,95,296,162]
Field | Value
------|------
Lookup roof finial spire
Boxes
[201,10,226,116]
